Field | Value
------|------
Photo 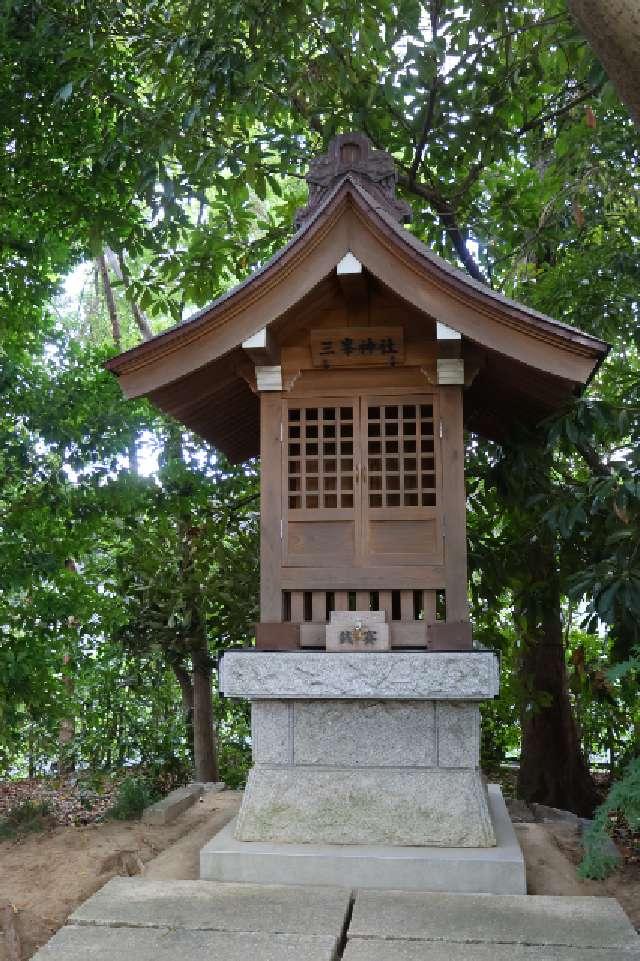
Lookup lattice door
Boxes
[363,395,442,566]
[282,401,359,566]
[282,394,442,570]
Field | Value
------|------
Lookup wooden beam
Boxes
[259,393,282,621]
[440,385,469,621]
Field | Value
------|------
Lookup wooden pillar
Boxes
[260,392,282,621]
[439,384,469,622]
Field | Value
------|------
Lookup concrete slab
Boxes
[70,876,351,936]
[142,783,203,826]
[32,924,339,961]
[343,943,640,961]
[349,891,639,949]
[201,784,526,894]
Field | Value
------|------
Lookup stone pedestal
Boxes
[204,648,526,892]
[219,650,499,848]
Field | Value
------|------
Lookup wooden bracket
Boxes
[426,620,473,651]
[336,251,368,306]
[255,623,301,650]
[241,327,279,365]
[256,365,283,391]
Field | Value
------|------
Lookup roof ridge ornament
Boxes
[295,132,412,229]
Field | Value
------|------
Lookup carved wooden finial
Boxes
[295,132,412,228]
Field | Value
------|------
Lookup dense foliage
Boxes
[1,0,638,867]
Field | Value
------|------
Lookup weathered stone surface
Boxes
[70,877,351,936]
[344,943,640,961]
[234,767,496,846]
[33,925,339,961]
[436,703,479,768]
[291,700,437,767]
[221,651,499,700]
[531,803,579,824]
[349,892,640,948]
[505,798,535,823]
[200,780,226,793]
[202,785,525,892]
[251,701,292,764]
[142,783,203,826]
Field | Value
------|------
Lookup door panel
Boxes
[362,395,443,567]
[283,400,359,567]
[282,393,443,570]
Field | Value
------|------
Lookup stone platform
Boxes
[200,784,526,893]
[31,877,640,961]
[221,649,500,850]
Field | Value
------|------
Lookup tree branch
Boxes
[105,248,154,341]
[519,83,603,134]
[398,172,486,283]
[576,441,612,477]
[410,1,442,179]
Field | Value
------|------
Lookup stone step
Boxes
[69,876,351,937]
[349,891,640,951]
[344,944,640,961]
[34,925,338,961]
[31,877,640,961]
[34,877,352,961]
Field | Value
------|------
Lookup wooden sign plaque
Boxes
[310,327,405,368]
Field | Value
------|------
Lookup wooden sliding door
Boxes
[363,395,442,567]
[282,400,359,566]
[282,393,442,573]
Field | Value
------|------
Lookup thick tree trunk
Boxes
[567,0,640,127]
[171,661,195,762]
[192,651,218,783]
[516,540,598,817]
[163,423,219,781]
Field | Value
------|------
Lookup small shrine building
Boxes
[107,132,607,653]
[108,134,608,891]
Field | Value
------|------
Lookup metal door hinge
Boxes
[439,420,443,439]
[280,518,283,539]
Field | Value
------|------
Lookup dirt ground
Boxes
[0,790,242,961]
[1,791,639,960]
[516,821,640,929]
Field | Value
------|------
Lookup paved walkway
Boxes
[32,878,640,961]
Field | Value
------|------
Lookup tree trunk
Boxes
[163,423,219,781]
[171,660,195,763]
[516,539,598,817]
[567,0,640,127]
[192,650,218,783]
[105,247,154,340]
[59,561,78,775]
[97,253,122,350]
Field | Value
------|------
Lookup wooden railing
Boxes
[282,589,444,648]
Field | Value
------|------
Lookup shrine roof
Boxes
[106,134,609,462]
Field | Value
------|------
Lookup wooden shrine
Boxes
[108,134,609,886]
[107,132,608,654]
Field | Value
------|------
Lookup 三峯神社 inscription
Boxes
[310,326,405,367]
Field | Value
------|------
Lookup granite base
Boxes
[200,784,526,894]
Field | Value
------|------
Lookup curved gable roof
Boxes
[106,174,608,460]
